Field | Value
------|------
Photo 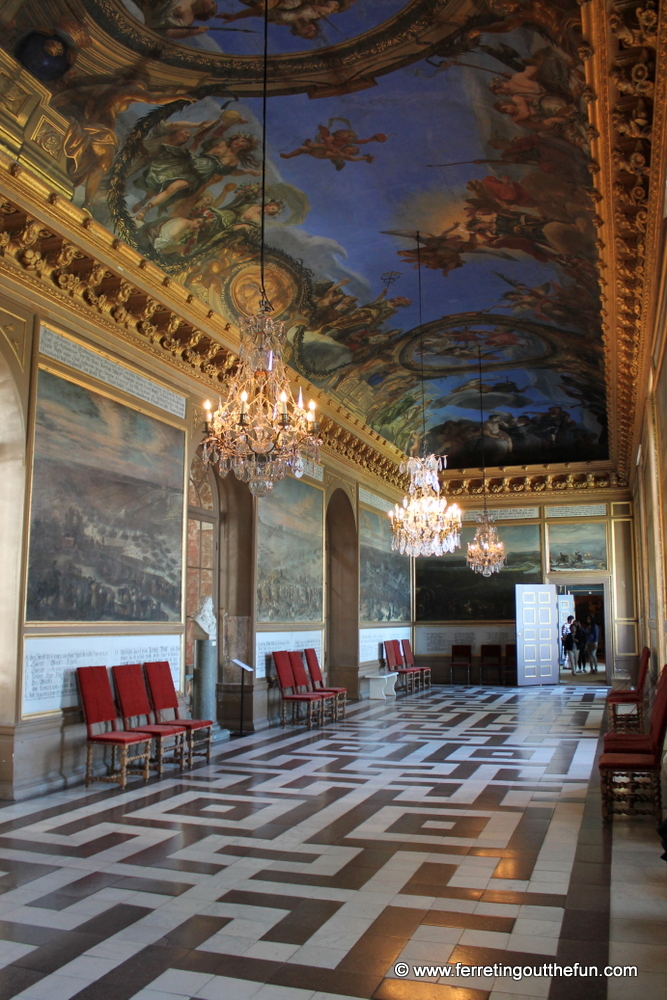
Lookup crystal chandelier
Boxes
[388,232,462,557]
[466,347,505,575]
[202,305,320,497]
[389,454,462,556]
[201,2,320,497]
[467,511,506,576]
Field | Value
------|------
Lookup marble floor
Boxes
[0,685,664,1000]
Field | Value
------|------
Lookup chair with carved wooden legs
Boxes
[607,646,650,732]
[599,664,667,822]
[144,660,213,768]
[401,638,430,689]
[385,640,419,694]
[289,650,337,722]
[304,647,347,719]
[112,663,187,778]
[272,651,326,729]
[76,666,151,792]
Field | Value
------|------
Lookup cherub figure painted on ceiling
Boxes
[136,0,226,40]
[220,0,358,39]
[281,119,387,171]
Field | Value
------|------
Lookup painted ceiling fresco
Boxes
[7,0,608,469]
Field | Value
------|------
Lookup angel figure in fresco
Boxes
[281,120,387,171]
[51,72,195,207]
[131,113,260,221]
[138,0,224,39]
[219,0,358,39]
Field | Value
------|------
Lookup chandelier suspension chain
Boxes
[259,0,270,308]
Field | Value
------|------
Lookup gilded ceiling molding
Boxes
[584,0,663,477]
[446,469,628,500]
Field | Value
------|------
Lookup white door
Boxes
[516,584,559,686]
[557,594,575,665]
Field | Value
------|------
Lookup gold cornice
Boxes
[584,0,664,479]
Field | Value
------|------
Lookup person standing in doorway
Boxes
[586,616,599,673]
[562,615,577,672]
[573,619,587,672]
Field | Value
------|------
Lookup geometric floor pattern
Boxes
[0,685,631,1000]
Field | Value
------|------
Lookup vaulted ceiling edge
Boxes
[0,0,660,490]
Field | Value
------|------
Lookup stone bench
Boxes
[360,671,398,700]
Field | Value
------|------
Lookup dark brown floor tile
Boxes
[565,885,608,912]
[372,979,489,1000]
[369,906,429,939]
[68,947,188,1000]
[0,966,44,1000]
[208,953,285,983]
[423,911,515,933]
[338,933,406,975]
[261,898,342,945]
[0,920,62,946]
[112,876,193,896]
[559,910,609,942]
[154,915,231,949]
[12,932,105,974]
[492,856,536,880]
[568,862,610,886]
[77,904,153,938]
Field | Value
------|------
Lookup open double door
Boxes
[515,584,559,686]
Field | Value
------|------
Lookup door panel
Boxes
[516,584,558,685]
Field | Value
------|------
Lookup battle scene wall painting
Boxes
[6,0,609,470]
[27,369,185,622]
[256,475,323,623]
[548,521,607,572]
[416,523,542,621]
[359,506,410,622]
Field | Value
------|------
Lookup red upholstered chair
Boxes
[599,664,667,821]
[289,651,336,721]
[451,645,472,685]
[304,648,347,719]
[604,665,667,755]
[607,646,650,732]
[385,640,419,694]
[112,664,186,778]
[272,651,325,729]
[76,666,151,791]
[479,645,503,685]
[401,639,431,689]
[144,660,213,768]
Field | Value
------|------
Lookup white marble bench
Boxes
[360,671,398,700]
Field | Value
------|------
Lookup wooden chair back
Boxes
[112,663,154,725]
[288,650,313,692]
[451,645,472,665]
[144,660,180,717]
[272,651,296,693]
[305,648,324,686]
[401,639,414,667]
[480,645,502,665]
[76,666,120,736]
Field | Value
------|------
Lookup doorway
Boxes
[557,583,607,684]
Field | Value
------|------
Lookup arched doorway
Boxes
[326,488,359,697]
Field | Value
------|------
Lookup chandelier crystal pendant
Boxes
[466,347,506,575]
[388,233,462,557]
[389,454,462,557]
[200,1,320,497]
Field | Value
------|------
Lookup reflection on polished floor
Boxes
[0,686,664,1000]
